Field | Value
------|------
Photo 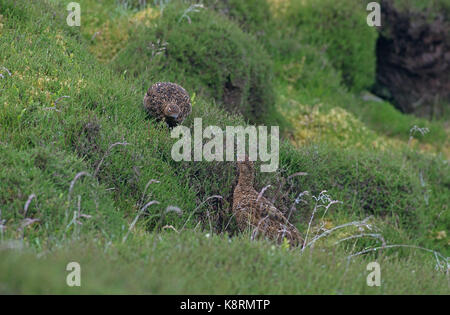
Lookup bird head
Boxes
[164,102,180,119]
[237,155,255,186]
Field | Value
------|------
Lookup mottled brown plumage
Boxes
[232,157,303,247]
[143,82,192,127]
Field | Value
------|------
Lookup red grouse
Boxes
[143,82,192,127]
[232,157,303,246]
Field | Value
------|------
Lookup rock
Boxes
[375,0,450,118]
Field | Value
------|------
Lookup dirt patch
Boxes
[222,75,247,114]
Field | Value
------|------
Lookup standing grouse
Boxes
[232,157,303,246]
[143,82,192,127]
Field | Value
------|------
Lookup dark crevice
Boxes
[373,0,450,119]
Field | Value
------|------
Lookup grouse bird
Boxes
[143,82,192,127]
[232,156,303,247]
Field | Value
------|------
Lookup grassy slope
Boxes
[0,0,448,294]
[1,231,448,294]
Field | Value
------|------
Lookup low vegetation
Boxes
[0,0,448,294]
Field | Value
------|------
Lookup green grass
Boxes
[1,231,448,294]
[111,1,277,125]
[206,0,448,151]
[274,0,377,92]
[0,0,448,294]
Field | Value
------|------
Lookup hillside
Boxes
[0,0,448,294]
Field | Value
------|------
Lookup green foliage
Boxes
[282,0,378,91]
[0,0,448,294]
[274,46,448,153]
[203,0,274,37]
[0,144,125,242]
[355,99,449,147]
[0,0,231,234]
[274,44,344,100]
[1,231,448,294]
[112,1,276,123]
[279,142,449,251]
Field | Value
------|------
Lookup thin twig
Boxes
[348,244,449,273]
[122,200,160,243]
[165,206,183,216]
[68,172,91,202]
[256,185,271,204]
[66,172,91,225]
[224,211,237,231]
[23,194,36,217]
[304,217,373,250]
[274,172,308,205]
[162,225,179,233]
[20,218,40,230]
[91,31,101,41]
[181,195,223,231]
[335,233,386,247]
[43,96,70,111]
[302,191,342,251]
[0,209,5,241]
[178,4,204,24]
[286,190,309,222]
[54,95,70,106]
[287,172,308,180]
[0,66,12,77]
[139,179,160,207]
